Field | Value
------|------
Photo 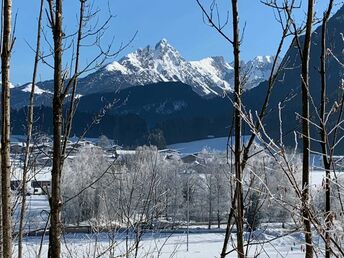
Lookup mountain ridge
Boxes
[96,38,277,95]
[10,38,278,109]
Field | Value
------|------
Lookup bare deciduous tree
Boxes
[230,1,245,256]
[195,0,296,257]
[300,1,315,257]
[17,1,44,257]
[0,0,13,257]
[319,1,334,257]
[47,0,64,256]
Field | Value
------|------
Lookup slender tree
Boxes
[46,1,119,256]
[0,0,12,257]
[0,5,3,254]
[17,1,44,257]
[48,0,64,256]
[319,1,334,257]
[195,1,296,255]
[230,0,245,256]
[301,1,315,257]
[0,151,2,258]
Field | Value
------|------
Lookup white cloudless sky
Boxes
[10,0,342,84]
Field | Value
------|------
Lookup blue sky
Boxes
[11,0,340,84]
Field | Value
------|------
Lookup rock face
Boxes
[86,39,277,96]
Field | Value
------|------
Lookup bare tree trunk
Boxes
[218,0,243,255]
[208,197,212,230]
[218,1,293,255]
[319,1,334,257]
[0,6,3,256]
[0,148,2,258]
[208,176,212,230]
[48,0,63,257]
[17,1,44,257]
[221,196,238,258]
[46,1,114,255]
[0,0,12,257]
[217,188,221,229]
[195,1,292,255]
[301,1,314,257]
[231,0,244,257]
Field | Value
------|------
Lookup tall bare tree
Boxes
[0,0,13,257]
[195,1,294,257]
[46,0,120,256]
[230,0,245,256]
[301,1,315,257]
[319,1,334,257]
[17,1,44,258]
[195,0,244,255]
[0,152,2,258]
[47,0,64,256]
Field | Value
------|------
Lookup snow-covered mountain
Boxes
[242,56,276,90]
[11,39,278,109]
[80,39,277,96]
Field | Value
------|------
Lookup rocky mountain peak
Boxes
[100,39,277,95]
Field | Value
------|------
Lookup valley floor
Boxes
[12,169,335,258]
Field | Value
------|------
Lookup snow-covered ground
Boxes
[13,195,50,232]
[15,230,313,258]
[13,196,319,258]
[168,137,229,156]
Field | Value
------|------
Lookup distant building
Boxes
[31,180,51,195]
[181,154,197,164]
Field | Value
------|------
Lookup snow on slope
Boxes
[243,55,277,89]
[0,82,16,88]
[168,137,228,155]
[21,83,53,95]
[102,39,277,96]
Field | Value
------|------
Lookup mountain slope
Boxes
[77,82,231,123]
[244,4,344,152]
[9,82,234,146]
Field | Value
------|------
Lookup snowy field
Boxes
[13,196,322,258]
[15,230,313,258]
[14,197,325,258]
